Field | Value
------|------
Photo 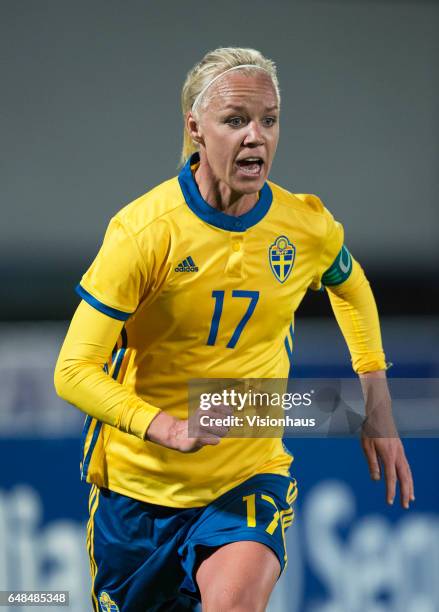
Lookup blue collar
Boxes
[178,152,273,232]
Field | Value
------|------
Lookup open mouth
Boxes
[236,157,264,177]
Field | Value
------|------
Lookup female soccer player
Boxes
[54,47,414,612]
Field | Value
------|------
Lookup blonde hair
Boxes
[180,47,280,166]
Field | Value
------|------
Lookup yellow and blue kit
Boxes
[88,473,297,611]
[55,152,386,610]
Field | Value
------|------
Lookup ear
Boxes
[186,111,204,146]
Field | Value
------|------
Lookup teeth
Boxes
[240,157,262,162]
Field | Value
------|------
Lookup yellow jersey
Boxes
[76,153,345,507]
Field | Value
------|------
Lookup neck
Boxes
[193,158,259,217]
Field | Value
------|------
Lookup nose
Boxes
[242,120,264,147]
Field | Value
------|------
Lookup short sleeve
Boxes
[76,217,147,320]
[310,206,345,291]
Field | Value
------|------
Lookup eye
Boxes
[262,116,277,127]
[226,116,245,128]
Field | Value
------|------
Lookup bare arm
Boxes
[326,260,415,508]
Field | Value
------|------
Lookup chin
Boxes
[233,176,266,195]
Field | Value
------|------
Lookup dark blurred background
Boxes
[1,0,438,320]
[0,2,438,611]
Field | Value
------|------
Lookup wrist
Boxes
[145,411,179,448]
[358,373,398,437]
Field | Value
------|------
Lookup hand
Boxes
[359,370,415,509]
[146,405,232,453]
[361,435,415,509]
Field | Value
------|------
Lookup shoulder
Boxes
[269,182,327,215]
[268,182,336,234]
[114,175,185,236]
[291,193,326,213]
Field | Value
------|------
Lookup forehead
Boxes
[204,71,279,112]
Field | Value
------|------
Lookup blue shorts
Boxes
[87,473,298,612]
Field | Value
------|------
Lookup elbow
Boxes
[54,354,104,407]
[54,357,68,401]
[54,356,77,403]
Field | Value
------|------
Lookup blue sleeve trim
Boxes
[322,245,353,286]
[75,284,132,321]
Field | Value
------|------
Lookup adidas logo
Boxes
[175,256,199,273]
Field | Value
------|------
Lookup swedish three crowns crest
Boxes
[269,236,296,283]
[99,591,119,612]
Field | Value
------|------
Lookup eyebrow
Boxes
[221,104,279,112]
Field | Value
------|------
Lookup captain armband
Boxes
[322,245,353,286]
